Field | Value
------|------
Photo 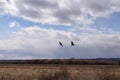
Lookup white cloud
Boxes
[82,0,120,18]
[0,0,8,16]
[0,0,119,26]
[9,21,19,28]
[0,26,120,59]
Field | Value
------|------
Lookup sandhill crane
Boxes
[59,41,63,47]
[71,41,75,46]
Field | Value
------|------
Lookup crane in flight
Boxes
[59,41,75,47]
[71,41,75,46]
[59,41,63,47]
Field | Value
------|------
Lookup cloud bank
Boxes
[0,0,120,25]
[0,26,120,59]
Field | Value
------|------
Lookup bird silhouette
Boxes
[71,41,75,46]
[59,42,63,47]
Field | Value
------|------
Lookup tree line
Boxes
[0,59,119,65]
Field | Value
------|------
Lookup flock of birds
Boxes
[59,41,75,47]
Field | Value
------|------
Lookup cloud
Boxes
[0,0,8,16]
[0,0,118,26]
[83,0,120,17]
[8,21,19,28]
[0,26,120,59]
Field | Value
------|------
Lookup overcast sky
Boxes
[0,0,120,59]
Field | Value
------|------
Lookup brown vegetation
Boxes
[0,65,119,80]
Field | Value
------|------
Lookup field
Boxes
[0,64,119,80]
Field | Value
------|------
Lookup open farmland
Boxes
[0,64,119,80]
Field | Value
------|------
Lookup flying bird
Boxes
[71,41,75,46]
[59,42,63,47]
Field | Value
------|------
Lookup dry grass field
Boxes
[0,64,119,80]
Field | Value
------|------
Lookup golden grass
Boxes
[0,64,119,80]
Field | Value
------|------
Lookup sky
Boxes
[0,0,120,59]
